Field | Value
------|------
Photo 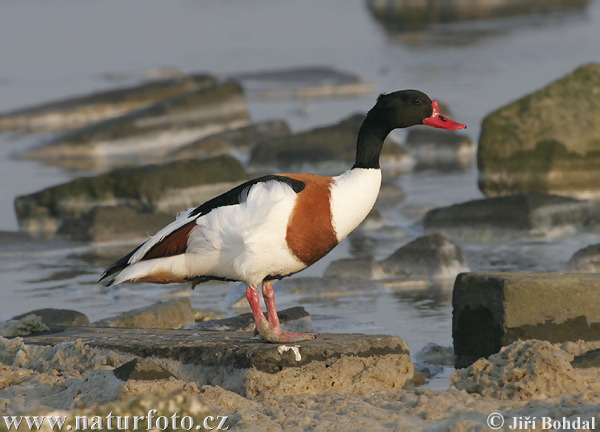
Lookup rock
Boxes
[416,343,454,367]
[113,358,175,381]
[451,339,599,400]
[14,155,246,237]
[352,207,385,234]
[367,0,590,32]
[0,230,60,253]
[413,344,454,383]
[21,80,250,170]
[452,272,600,368]
[193,310,225,322]
[379,234,468,279]
[170,120,290,160]
[565,243,600,273]
[571,349,600,369]
[376,181,405,207]
[324,257,386,280]
[478,63,600,199]
[249,114,409,173]
[12,309,89,327]
[92,298,195,329]
[24,326,413,398]
[0,74,217,132]
[404,128,474,170]
[57,206,175,242]
[0,315,50,337]
[233,66,374,99]
[424,192,600,241]
[183,306,313,334]
[0,337,200,414]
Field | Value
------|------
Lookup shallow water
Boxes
[2,0,600,388]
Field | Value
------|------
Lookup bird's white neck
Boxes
[329,168,382,242]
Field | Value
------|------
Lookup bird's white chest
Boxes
[329,168,382,241]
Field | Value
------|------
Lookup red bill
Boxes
[423,100,466,130]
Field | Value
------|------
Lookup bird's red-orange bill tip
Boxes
[422,100,467,130]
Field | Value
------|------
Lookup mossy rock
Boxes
[478,63,600,198]
[424,192,600,241]
[379,234,468,279]
[0,74,217,132]
[14,155,246,236]
[249,114,401,171]
[21,80,250,165]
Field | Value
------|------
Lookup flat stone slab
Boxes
[23,326,413,398]
[424,192,600,241]
[453,272,600,368]
[0,74,217,132]
[92,298,194,329]
[14,154,245,237]
[21,80,250,171]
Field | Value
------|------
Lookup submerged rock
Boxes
[478,63,600,199]
[572,349,600,369]
[14,155,246,237]
[325,235,467,282]
[565,243,600,273]
[233,66,373,99]
[57,206,175,243]
[249,114,409,173]
[12,309,90,327]
[92,299,195,329]
[424,192,600,241]
[0,74,217,132]
[404,128,475,170]
[183,306,313,333]
[379,234,468,279]
[324,257,386,280]
[453,272,600,368]
[170,119,290,161]
[367,0,590,32]
[21,80,250,171]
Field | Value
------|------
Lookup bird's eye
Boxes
[412,98,422,105]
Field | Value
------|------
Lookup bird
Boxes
[99,89,466,343]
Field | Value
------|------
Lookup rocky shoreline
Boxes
[1,20,600,430]
[1,300,599,431]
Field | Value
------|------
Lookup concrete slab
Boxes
[453,272,600,368]
[23,326,413,398]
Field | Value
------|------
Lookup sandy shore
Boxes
[1,328,599,432]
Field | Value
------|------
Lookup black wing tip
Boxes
[98,243,144,285]
[98,267,118,286]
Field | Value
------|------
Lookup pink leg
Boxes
[246,285,271,337]
[262,280,282,330]
[262,280,317,341]
[246,283,317,343]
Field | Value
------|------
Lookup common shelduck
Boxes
[99,90,466,343]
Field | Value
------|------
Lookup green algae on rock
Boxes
[14,155,246,237]
[249,114,408,173]
[424,192,600,241]
[21,80,250,171]
[0,74,217,132]
[478,63,600,199]
[452,272,600,368]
